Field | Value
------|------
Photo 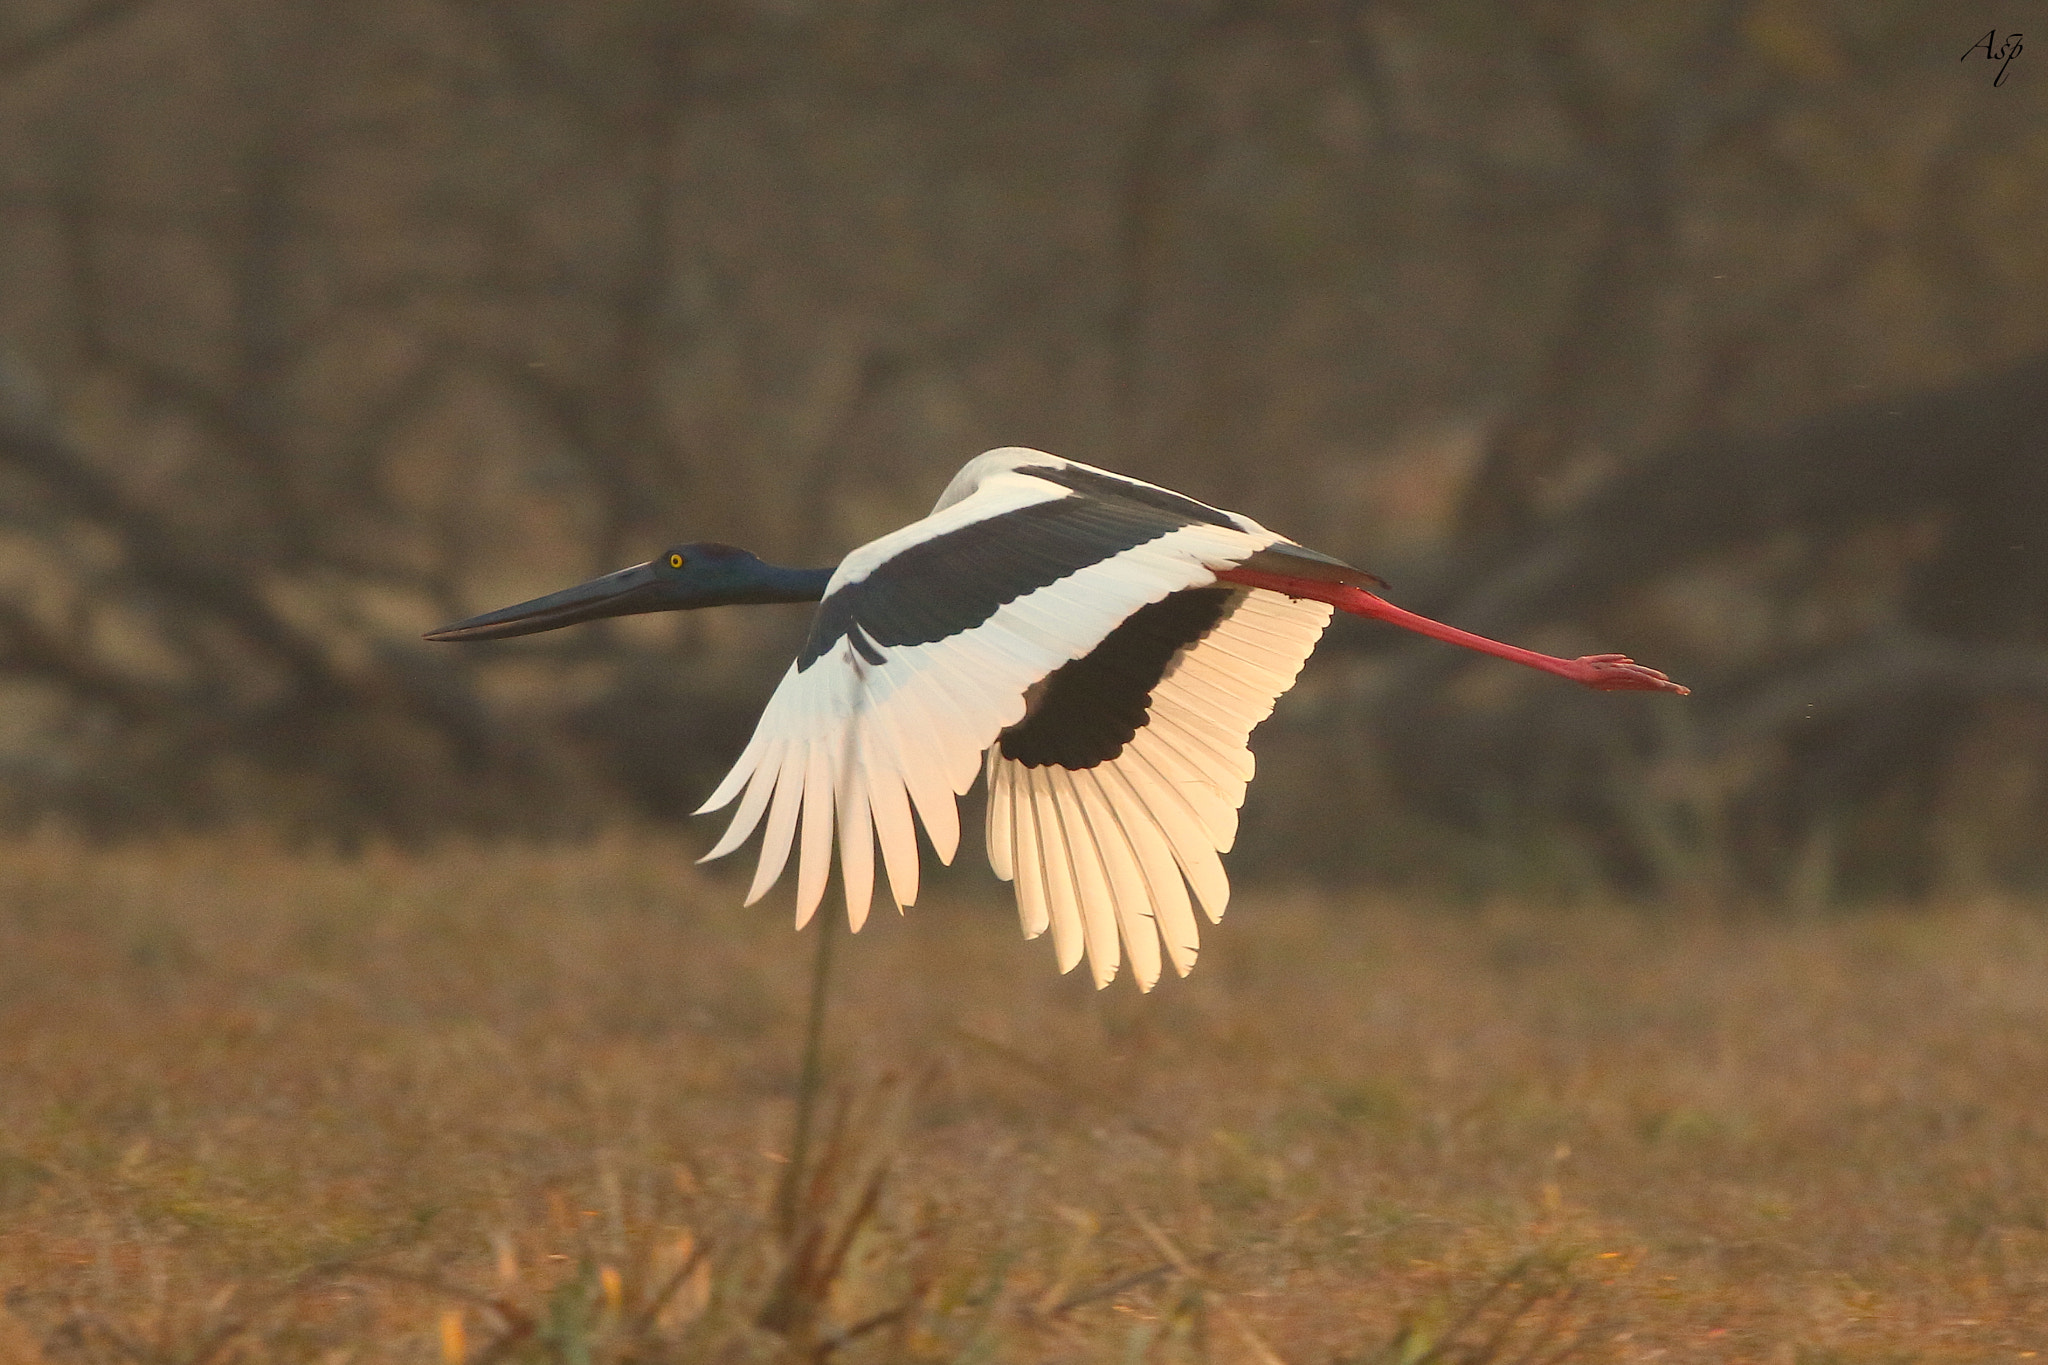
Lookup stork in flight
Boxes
[427,448,1685,990]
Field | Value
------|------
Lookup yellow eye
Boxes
[669,553,685,569]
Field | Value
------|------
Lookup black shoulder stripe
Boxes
[797,489,1208,668]
[998,586,1235,769]
[1027,464,1242,530]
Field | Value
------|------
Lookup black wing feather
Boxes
[997,586,1236,769]
[798,488,1209,668]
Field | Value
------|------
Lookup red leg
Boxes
[1214,566,1689,695]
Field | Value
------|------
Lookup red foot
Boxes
[1560,654,1690,695]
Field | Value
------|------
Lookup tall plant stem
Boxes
[777,907,837,1239]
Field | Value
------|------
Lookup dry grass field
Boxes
[0,834,2044,1363]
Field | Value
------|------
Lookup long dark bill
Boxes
[423,561,668,642]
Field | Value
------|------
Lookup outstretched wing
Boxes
[984,583,1330,989]
[694,450,1334,987]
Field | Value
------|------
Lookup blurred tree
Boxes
[0,0,2041,898]
[0,1,153,79]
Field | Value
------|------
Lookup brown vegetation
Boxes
[3,835,2044,1361]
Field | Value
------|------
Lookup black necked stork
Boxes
[427,448,1685,990]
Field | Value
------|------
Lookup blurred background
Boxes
[0,0,2042,904]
